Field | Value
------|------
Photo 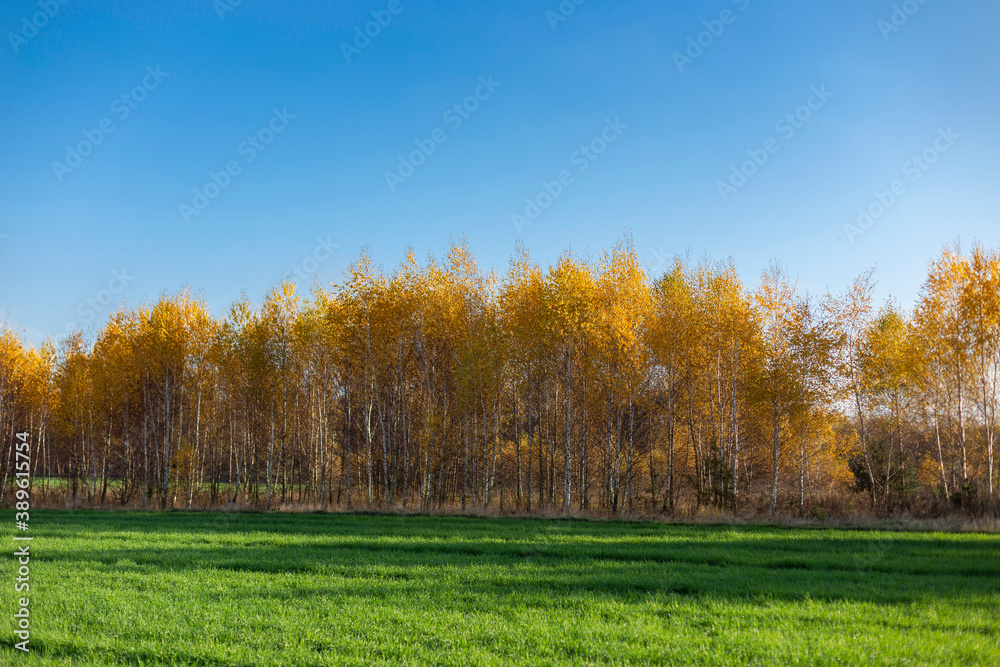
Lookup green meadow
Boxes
[3,511,998,665]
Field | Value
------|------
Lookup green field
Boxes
[3,512,999,665]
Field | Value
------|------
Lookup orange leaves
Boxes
[912,243,987,394]
[592,237,653,396]
[960,244,1000,353]
[543,253,597,343]
[860,304,912,400]
[0,324,54,432]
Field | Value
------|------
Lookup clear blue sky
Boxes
[2,0,998,345]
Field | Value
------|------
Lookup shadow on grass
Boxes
[25,510,1000,608]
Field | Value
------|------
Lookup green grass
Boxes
[2,511,999,665]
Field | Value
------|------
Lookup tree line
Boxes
[2,236,998,517]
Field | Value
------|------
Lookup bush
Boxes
[809,505,828,521]
[950,480,978,508]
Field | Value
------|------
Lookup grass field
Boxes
[2,511,999,665]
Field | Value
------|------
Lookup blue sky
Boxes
[2,0,998,345]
